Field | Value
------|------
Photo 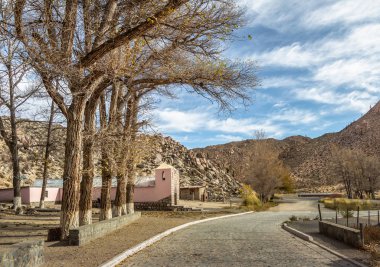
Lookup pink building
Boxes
[0,164,180,206]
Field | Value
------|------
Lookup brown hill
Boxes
[194,101,380,191]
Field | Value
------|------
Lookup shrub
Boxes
[289,215,297,221]
[281,174,294,193]
[339,209,354,218]
[240,184,261,208]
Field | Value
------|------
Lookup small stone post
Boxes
[335,208,338,224]
[378,210,379,225]
[346,208,349,227]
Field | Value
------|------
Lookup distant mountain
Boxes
[193,101,380,191]
[1,101,378,193]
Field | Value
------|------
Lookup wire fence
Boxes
[319,203,380,229]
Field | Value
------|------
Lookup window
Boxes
[162,171,165,181]
[44,190,48,197]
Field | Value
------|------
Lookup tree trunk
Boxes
[113,173,126,216]
[10,107,21,211]
[100,152,112,220]
[99,94,112,220]
[125,92,138,214]
[60,97,85,240]
[11,141,21,211]
[126,180,134,214]
[79,101,97,225]
[39,101,55,208]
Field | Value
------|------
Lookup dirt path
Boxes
[270,199,318,212]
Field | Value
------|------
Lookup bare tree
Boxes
[0,7,37,210]
[11,0,257,238]
[12,0,193,238]
[330,147,380,199]
[244,131,288,202]
[74,0,256,224]
[39,100,56,208]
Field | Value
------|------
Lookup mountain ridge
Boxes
[193,101,380,190]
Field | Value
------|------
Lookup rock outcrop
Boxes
[135,135,241,197]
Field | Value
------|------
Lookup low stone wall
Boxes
[319,220,363,248]
[69,212,141,246]
[0,240,44,267]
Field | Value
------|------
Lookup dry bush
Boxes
[364,226,380,266]
[322,198,377,210]
[365,226,380,245]
[240,184,261,208]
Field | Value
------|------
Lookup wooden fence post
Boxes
[357,206,360,229]
[360,223,364,247]
[368,210,370,226]
[318,203,322,221]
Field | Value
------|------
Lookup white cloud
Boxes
[250,22,380,113]
[155,108,208,132]
[238,0,322,31]
[314,58,380,89]
[271,108,318,125]
[240,0,380,31]
[255,43,320,68]
[261,77,302,89]
[305,1,380,28]
[293,88,376,113]
[155,105,323,139]
[155,108,285,137]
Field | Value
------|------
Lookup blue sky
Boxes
[151,0,380,148]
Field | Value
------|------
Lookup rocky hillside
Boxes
[0,119,65,188]
[194,101,380,191]
[136,135,241,197]
[1,101,378,193]
[0,121,240,196]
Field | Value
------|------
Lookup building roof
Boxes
[180,185,206,189]
[156,163,176,169]
[33,176,156,188]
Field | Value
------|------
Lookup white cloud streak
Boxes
[155,107,320,138]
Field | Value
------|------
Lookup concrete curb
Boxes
[282,223,313,241]
[99,211,254,267]
[282,223,367,267]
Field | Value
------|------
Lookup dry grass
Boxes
[364,226,380,245]
[364,226,380,266]
[321,198,380,210]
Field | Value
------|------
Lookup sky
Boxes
[151,0,380,148]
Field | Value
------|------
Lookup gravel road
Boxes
[121,199,356,267]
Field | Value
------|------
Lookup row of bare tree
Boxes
[330,146,380,199]
[0,0,257,239]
